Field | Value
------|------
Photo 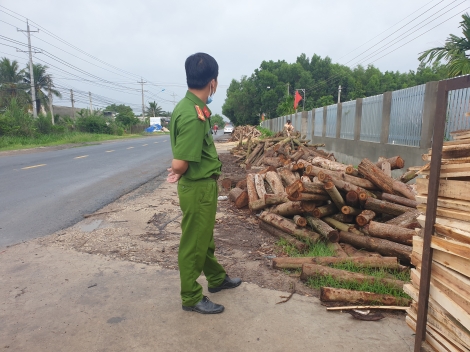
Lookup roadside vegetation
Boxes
[276,238,411,301]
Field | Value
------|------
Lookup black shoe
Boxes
[208,275,242,293]
[182,296,224,314]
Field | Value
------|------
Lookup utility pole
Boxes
[48,80,54,125]
[171,92,177,107]
[70,89,75,118]
[17,20,40,118]
[89,91,93,113]
[338,85,342,104]
[296,89,306,111]
[138,78,147,119]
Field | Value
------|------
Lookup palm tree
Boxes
[23,63,61,115]
[146,101,163,117]
[0,57,28,108]
[418,13,470,77]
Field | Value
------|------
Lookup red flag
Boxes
[294,90,302,109]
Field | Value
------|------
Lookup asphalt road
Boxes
[0,134,202,248]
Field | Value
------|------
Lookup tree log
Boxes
[246,174,259,203]
[306,216,339,242]
[324,181,346,209]
[265,171,285,194]
[328,242,349,257]
[264,193,289,206]
[254,173,267,199]
[288,193,330,202]
[381,193,418,208]
[293,215,307,227]
[313,203,338,218]
[320,287,410,306]
[259,212,321,243]
[367,221,415,245]
[301,182,327,195]
[236,179,247,190]
[285,179,305,196]
[385,210,421,229]
[319,174,375,198]
[341,206,361,216]
[270,201,310,217]
[364,197,414,216]
[322,217,363,236]
[228,187,249,208]
[341,243,362,256]
[356,210,376,227]
[263,157,282,168]
[359,158,415,200]
[399,170,418,184]
[245,142,264,165]
[300,263,405,290]
[339,231,411,262]
[310,157,350,173]
[301,176,311,183]
[259,221,306,252]
[258,165,277,175]
[375,156,405,170]
[305,165,377,190]
[221,176,246,191]
[273,256,401,270]
[345,191,359,207]
[278,167,297,186]
[330,213,354,223]
[380,160,392,177]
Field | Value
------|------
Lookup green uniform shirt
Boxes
[170,91,222,181]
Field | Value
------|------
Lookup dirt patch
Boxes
[38,141,316,297]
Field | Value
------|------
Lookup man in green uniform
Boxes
[167,53,241,314]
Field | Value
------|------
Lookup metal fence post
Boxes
[381,92,392,144]
[420,81,439,149]
[336,103,342,138]
[301,111,308,137]
[354,98,363,141]
[322,106,327,137]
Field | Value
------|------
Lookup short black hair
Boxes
[185,53,219,89]
[287,120,291,123]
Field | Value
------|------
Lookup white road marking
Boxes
[21,164,46,170]
[106,150,115,153]
[74,155,89,159]
[127,147,134,149]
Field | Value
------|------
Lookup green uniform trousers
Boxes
[177,176,226,306]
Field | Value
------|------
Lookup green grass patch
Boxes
[275,238,411,301]
[256,125,274,139]
[0,132,146,151]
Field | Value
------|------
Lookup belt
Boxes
[210,174,219,181]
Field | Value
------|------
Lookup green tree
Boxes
[418,13,470,77]
[105,104,139,127]
[0,58,28,109]
[23,63,61,115]
[276,96,295,116]
[210,113,226,129]
[146,101,163,117]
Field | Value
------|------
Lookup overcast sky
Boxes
[1,0,468,118]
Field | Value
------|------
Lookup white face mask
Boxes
[206,81,215,105]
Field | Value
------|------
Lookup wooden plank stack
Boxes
[226,140,425,305]
[405,129,470,351]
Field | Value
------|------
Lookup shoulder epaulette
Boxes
[195,105,205,121]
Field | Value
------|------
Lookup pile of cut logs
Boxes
[228,125,262,142]
[230,135,330,169]
[227,145,421,307]
[404,129,470,351]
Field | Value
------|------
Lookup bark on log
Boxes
[228,187,249,208]
[380,160,392,177]
[364,197,414,216]
[341,243,362,256]
[250,199,268,211]
[259,221,306,252]
[358,158,415,200]
[288,193,330,202]
[246,142,264,165]
[273,256,401,270]
[381,193,418,208]
[345,191,359,207]
[310,157,349,173]
[305,165,377,190]
[341,206,362,216]
[324,181,346,209]
[375,156,405,170]
[313,203,338,218]
[258,165,277,175]
[356,210,376,227]
[367,221,415,245]
[265,171,285,194]
[301,176,311,183]
[399,170,418,184]
[278,168,297,186]
[322,217,363,236]
[259,212,321,243]
[301,182,327,195]
[319,173,375,198]
[345,165,359,177]
[235,179,247,190]
[293,215,307,227]
[246,174,259,203]
[328,242,349,258]
[330,213,354,223]
[264,193,289,206]
[270,201,310,217]
[263,157,282,168]
[254,173,267,199]
[306,216,339,242]
[221,176,246,190]
[339,231,412,262]
[385,210,421,229]
[300,263,405,290]
[320,287,410,306]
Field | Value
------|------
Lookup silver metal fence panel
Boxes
[314,108,323,136]
[388,84,425,146]
[445,87,470,140]
[360,94,383,142]
[295,113,302,133]
[340,100,356,140]
[307,110,313,141]
[325,104,338,137]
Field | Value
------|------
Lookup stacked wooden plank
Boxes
[227,144,424,305]
[405,129,470,351]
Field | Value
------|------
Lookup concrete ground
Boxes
[0,241,414,352]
